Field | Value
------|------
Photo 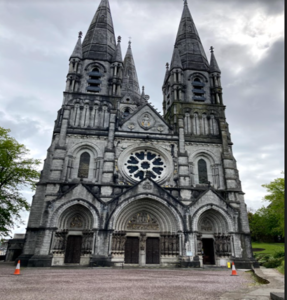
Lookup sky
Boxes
[0,0,284,236]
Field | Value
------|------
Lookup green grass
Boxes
[252,242,285,254]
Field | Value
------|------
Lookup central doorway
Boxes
[64,235,82,263]
[125,237,139,264]
[202,238,215,265]
[146,237,160,264]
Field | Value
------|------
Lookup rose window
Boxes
[124,150,167,181]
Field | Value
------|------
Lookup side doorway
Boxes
[202,238,215,265]
[64,235,82,264]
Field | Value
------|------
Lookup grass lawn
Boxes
[252,242,285,254]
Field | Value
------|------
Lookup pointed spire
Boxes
[82,0,116,61]
[170,46,183,70]
[174,1,209,71]
[163,62,170,85]
[112,36,123,62]
[121,41,140,99]
[209,46,221,73]
[70,31,83,59]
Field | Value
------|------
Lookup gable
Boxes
[119,104,170,134]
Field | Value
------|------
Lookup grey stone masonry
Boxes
[19,0,257,269]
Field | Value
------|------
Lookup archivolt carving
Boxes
[194,206,234,233]
[110,198,182,232]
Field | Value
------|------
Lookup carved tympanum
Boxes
[70,215,84,228]
[127,212,159,231]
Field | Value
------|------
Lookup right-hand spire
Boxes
[174,0,209,71]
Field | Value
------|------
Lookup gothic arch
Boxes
[49,199,100,229]
[188,72,208,83]
[107,195,184,232]
[192,205,234,233]
[84,62,107,73]
[58,204,93,230]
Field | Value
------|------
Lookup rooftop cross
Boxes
[78,31,82,39]
[210,46,214,53]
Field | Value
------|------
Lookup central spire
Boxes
[173,1,209,71]
[121,41,141,100]
[82,0,117,61]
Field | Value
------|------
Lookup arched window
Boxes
[78,152,90,178]
[87,67,102,93]
[123,108,130,118]
[198,159,208,184]
[192,77,205,101]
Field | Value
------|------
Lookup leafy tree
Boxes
[249,175,285,242]
[262,175,284,237]
[0,127,41,238]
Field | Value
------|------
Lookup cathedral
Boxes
[19,0,258,268]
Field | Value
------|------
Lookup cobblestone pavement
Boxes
[0,263,255,300]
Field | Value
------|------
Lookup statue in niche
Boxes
[70,215,83,228]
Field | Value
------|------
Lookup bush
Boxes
[263,258,284,268]
[273,250,285,259]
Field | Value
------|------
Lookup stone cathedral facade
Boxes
[20,0,258,268]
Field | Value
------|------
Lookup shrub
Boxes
[273,250,285,259]
[263,258,283,268]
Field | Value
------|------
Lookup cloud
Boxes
[0,0,283,233]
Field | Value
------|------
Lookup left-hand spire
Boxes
[82,0,117,61]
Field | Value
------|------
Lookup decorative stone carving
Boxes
[138,112,155,130]
[200,219,213,232]
[127,212,159,231]
[111,232,126,255]
[70,215,83,228]
[142,181,152,190]
[127,123,135,131]
[214,234,231,256]
[160,234,179,256]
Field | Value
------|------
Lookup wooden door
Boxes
[64,235,82,263]
[146,238,160,264]
[202,238,215,265]
[125,237,139,264]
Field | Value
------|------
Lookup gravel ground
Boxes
[0,263,254,300]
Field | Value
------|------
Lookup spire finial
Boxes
[142,86,145,93]
[210,46,214,53]
[184,0,188,6]
[128,37,132,48]
[78,31,82,39]
[166,63,169,70]
[118,36,121,43]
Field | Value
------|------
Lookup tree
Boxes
[262,175,285,237]
[249,175,285,242]
[0,127,41,238]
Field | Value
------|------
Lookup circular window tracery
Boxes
[124,150,166,181]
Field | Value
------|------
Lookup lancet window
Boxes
[198,159,208,184]
[192,78,206,101]
[78,152,90,178]
[87,67,102,93]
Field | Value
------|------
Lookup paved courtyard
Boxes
[0,263,254,300]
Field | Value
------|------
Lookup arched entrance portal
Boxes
[197,209,232,266]
[51,204,94,266]
[111,199,181,266]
